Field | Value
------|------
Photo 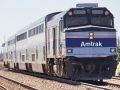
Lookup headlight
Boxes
[67,49,73,53]
[110,48,116,53]
[89,32,94,40]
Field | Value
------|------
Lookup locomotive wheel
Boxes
[59,59,68,78]
[8,63,10,70]
[16,63,19,71]
[61,60,68,78]
[4,62,5,66]
[46,59,52,75]
[47,59,50,74]
[29,63,33,72]
[13,63,16,71]
[60,60,64,77]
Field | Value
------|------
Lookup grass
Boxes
[115,62,120,76]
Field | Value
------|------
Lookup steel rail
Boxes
[0,84,8,90]
[81,82,111,90]
[0,74,38,90]
[107,82,120,88]
[81,80,120,90]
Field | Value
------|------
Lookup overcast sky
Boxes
[0,0,120,50]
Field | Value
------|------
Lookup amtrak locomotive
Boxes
[3,3,117,81]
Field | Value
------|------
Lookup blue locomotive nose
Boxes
[65,31,116,58]
[64,28,117,80]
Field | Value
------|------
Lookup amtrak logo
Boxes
[81,41,102,47]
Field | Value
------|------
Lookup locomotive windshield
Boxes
[66,16,113,28]
[91,16,113,27]
[66,16,88,27]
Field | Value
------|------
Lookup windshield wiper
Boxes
[91,16,100,24]
[66,16,78,27]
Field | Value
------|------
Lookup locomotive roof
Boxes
[48,9,70,22]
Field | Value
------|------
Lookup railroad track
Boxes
[18,70,120,90]
[1,64,120,90]
[0,84,8,90]
[81,81,120,90]
[81,82,111,90]
[0,74,38,90]
[112,76,120,80]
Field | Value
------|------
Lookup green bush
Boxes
[117,71,120,76]
[117,46,120,61]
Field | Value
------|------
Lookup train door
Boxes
[59,20,63,56]
[57,26,61,56]
[53,27,57,55]
[47,29,50,55]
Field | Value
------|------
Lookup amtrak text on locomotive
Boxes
[81,41,102,47]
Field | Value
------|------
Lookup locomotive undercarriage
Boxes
[64,56,117,80]
[46,58,67,78]
[46,56,117,81]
